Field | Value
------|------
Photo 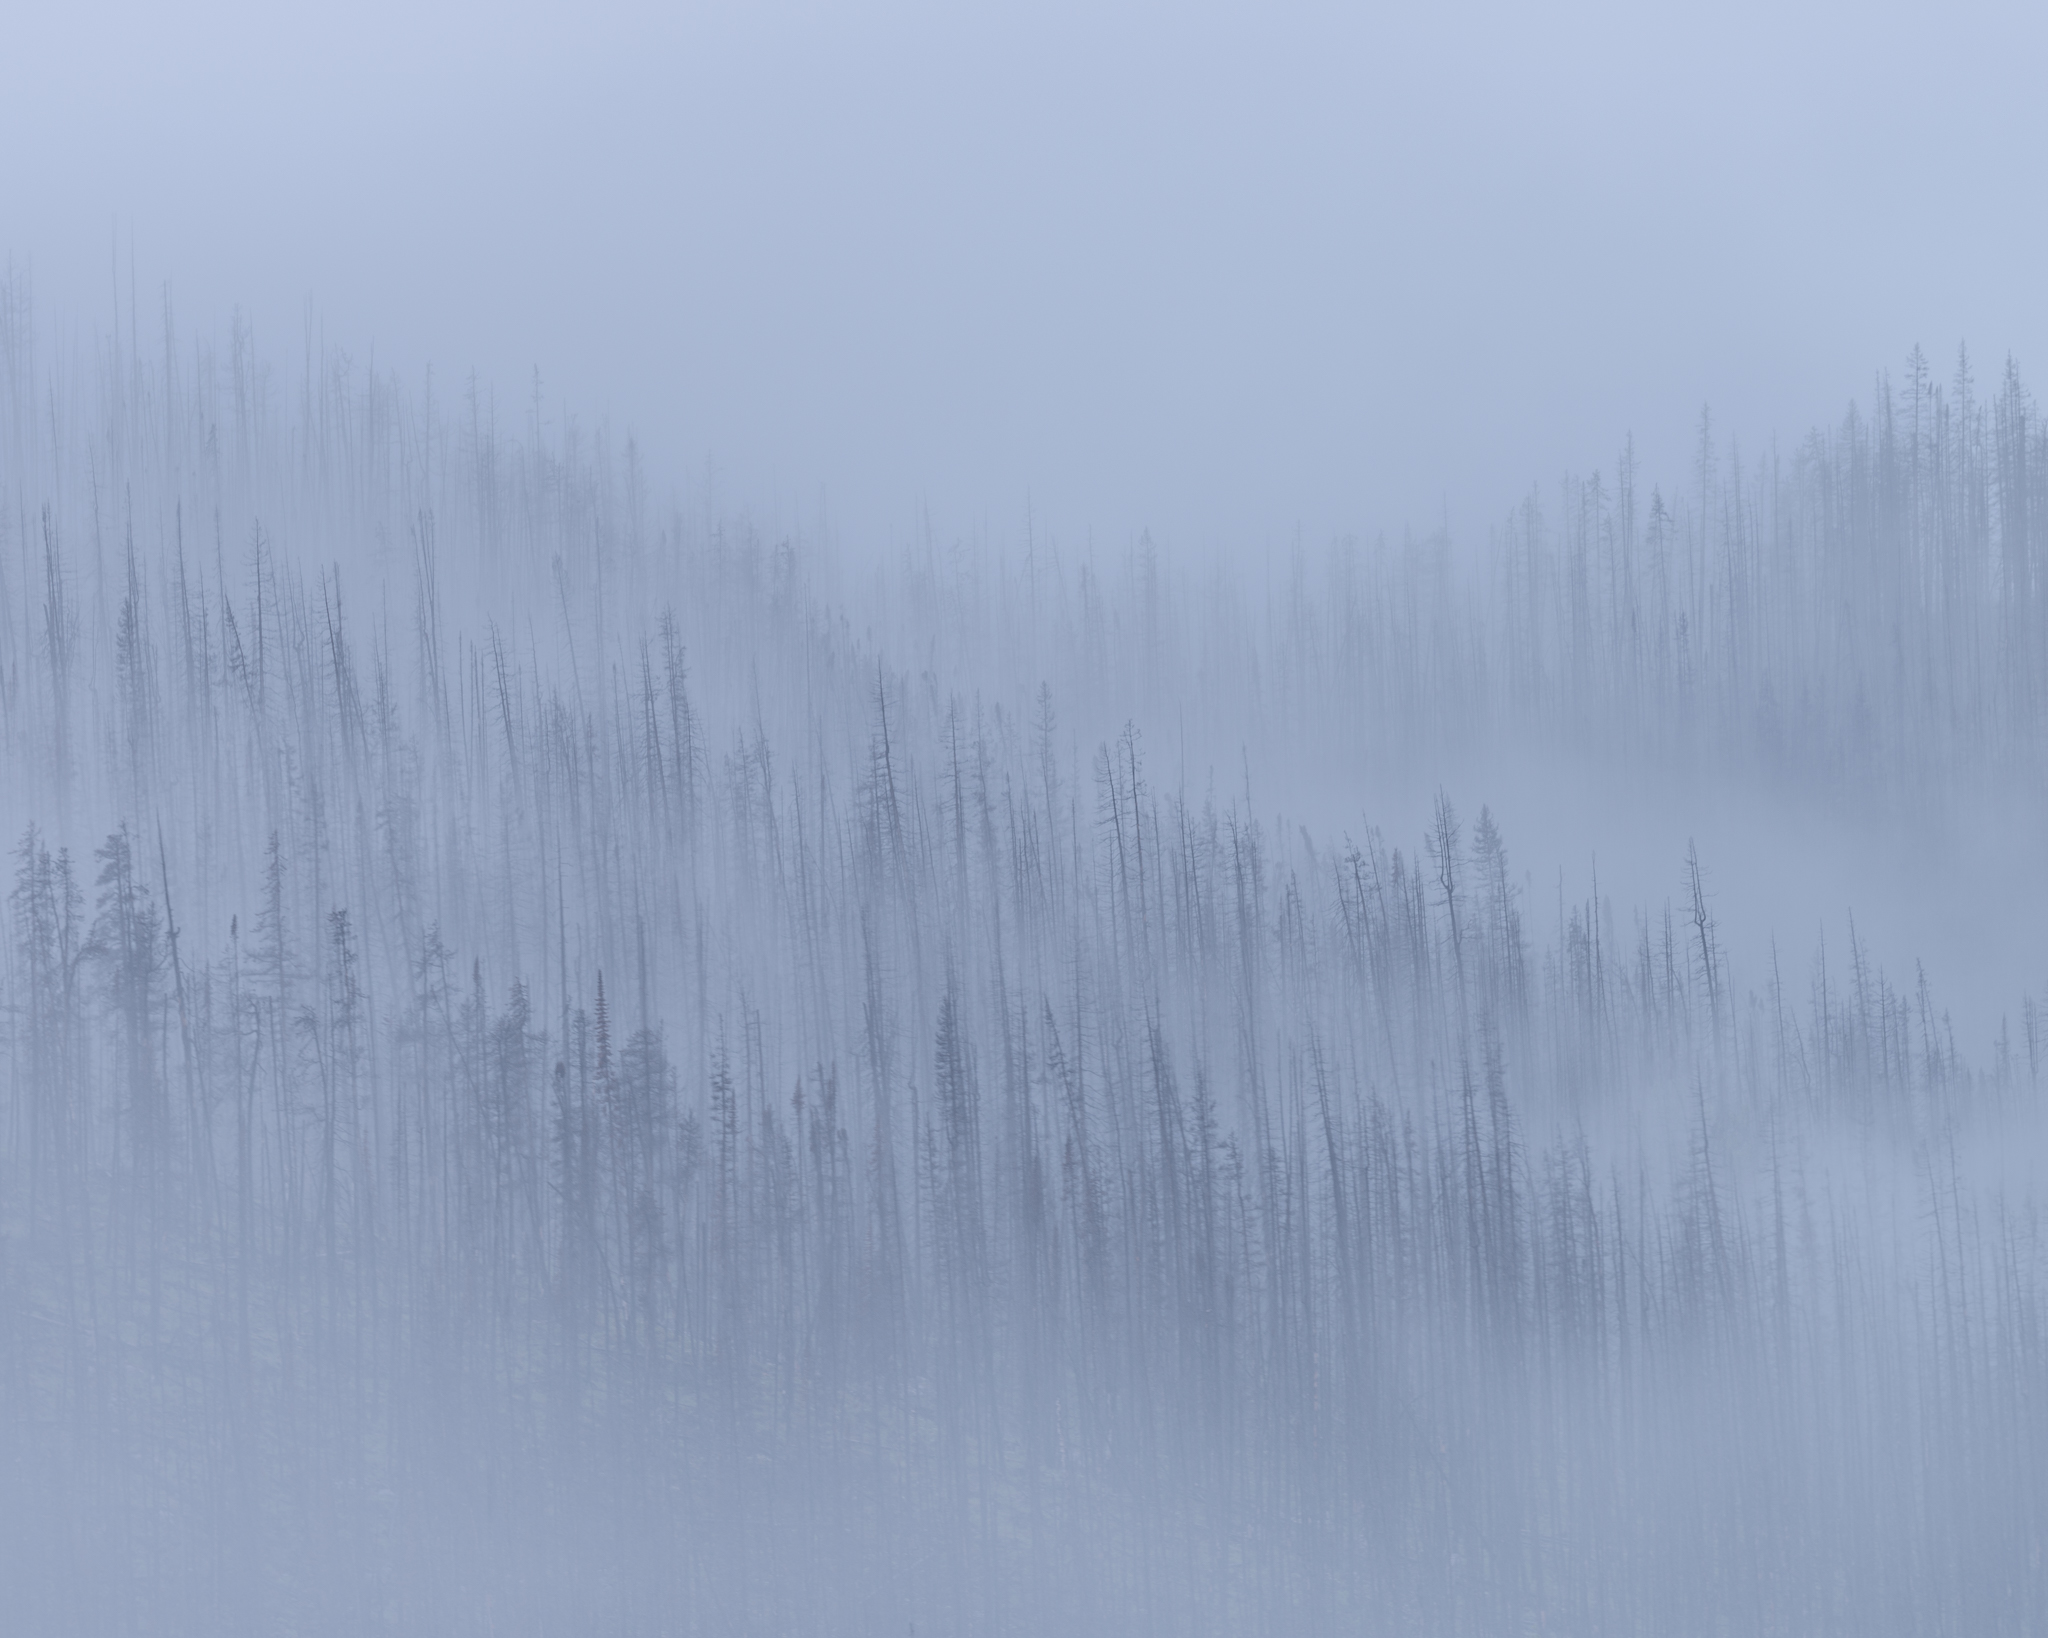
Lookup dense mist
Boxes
[13,1,2048,546]
[2,264,2048,1633]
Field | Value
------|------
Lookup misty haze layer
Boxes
[2,282,2047,1634]
[15,2,2048,548]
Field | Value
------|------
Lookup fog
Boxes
[7,2,2048,1633]
[12,0,2048,546]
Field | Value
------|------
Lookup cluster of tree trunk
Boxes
[0,280,2042,1633]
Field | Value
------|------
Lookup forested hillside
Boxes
[1,279,2045,1634]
